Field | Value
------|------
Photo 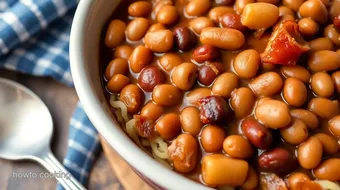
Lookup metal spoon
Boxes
[0,78,86,190]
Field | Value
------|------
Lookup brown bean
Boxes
[299,0,328,24]
[280,65,311,84]
[255,98,291,129]
[330,0,340,20]
[278,6,294,16]
[180,107,202,136]
[105,19,126,48]
[107,74,130,93]
[258,148,297,175]
[257,0,280,4]
[241,166,259,190]
[202,154,249,186]
[186,0,210,17]
[201,125,226,152]
[199,96,232,124]
[235,0,255,14]
[212,72,238,98]
[200,27,245,50]
[283,78,307,107]
[129,46,153,73]
[189,17,214,35]
[241,3,279,30]
[324,24,340,46]
[140,102,164,122]
[128,1,152,17]
[329,115,340,137]
[234,49,260,79]
[308,50,340,72]
[290,109,319,130]
[310,72,334,98]
[147,23,165,33]
[158,53,181,72]
[220,13,247,31]
[156,113,181,140]
[215,0,235,5]
[126,18,149,41]
[308,98,339,119]
[120,84,143,113]
[297,136,323,169]
[223,135,254,159]
[144,29,174,53]
[168,134,198,173]
[192,45,221,63]
[173,26,196,51]
[298,18,319,37]
[198,62,224,86]
[282,0,305,12]
[185,88,212,105]
[157,5,178,25]
[308,37,334,53]
[104,58,129,80]
[249,72,283,97]
[230,88,255,119]
[314,133,338,155]
[138,66,165,92]
[260,62,276,71]
[171,62,197,91]
[208,6,236,24]
[152,84,182,106]
[287,173,310,190]
[280,119,308,145]
[313,158,340,181]
[241,118,273,149]
[332,71,340,93]
[153,0,173,16]
[114,45,134,60]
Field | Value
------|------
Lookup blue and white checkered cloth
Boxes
[0,0,100,189]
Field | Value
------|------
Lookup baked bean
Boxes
[128,1,152,17]
[308,37,334,53]
[114,45,134,60]
[255,98,291,129]
[298,18,319,37]
[129,46,153,73]
[198,62,224,86]
[234,49,260,79]
[153,0,173,16]
[230,87,255,118]
[282,0,305,12]
[126,17,149,41]
[280,65,311,84]
[173,26,196,51]
[189,17,214,35]
[297,136,323,169]
[107,74,130,93]
[186,0,210,17]
[337,49,340,55]
[192,45,221,63]
[208,6,236,24]
[299,0,328,24]
[332,71,340,93]
[249,72,283,97]
[283,77,307,107]
[324,24,340,46]
[158,53,181,72]
[234,0,255,14]
[200,27,245,50]
[241,166,259,190]
[152,84,182,106]
[220,13,247,31]
[140,102,164,121]
[138,66,165,92]
[241,3,279,30]
[180,107,202,136]
[147,23,165,33]
[330,0,340,20]
[334,14,340,31]
[329,115,340,137]
[202,154,249,186]
[313,158,340,181]
[215,0,235,5]
[168,134,198,173]
[278,6,294,16]
[120,84,143,113]
[171,62,197,91]
[212,72,239,98]
[314,133,338,154]
[260,62,276,71]
[105,19,126,48]
[105,58,129,80]
[308,98,339,119]
[258,148,297,174]
[257,0,280,4]
[319,0,329,6]
[310,72,334,98]
[241,118,273,149]
[185,88,212,105]
[280,119,308,145]
[156,113,181,140]
[223,135,254,159]
[157,5,178,25]
[201,125,226,152]
[290,109,319,130]
[199,96,232,124]
[308,50,340,72]
[287,172,310,189]
[144,29,174,53]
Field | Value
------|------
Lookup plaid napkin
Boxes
[0,0,100,188]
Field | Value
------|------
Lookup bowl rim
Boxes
[69,0,210,189]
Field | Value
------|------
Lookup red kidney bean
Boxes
[192,45,221,63]
[173,26,197,51]
[198,96,232,124]
[220,13,247,31]
[198,62,224,86]
[241,118,273,150]
[138,66,165,92]
[334,14,340,32]
[258,148,297,175]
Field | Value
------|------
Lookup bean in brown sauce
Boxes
[290,109,319,130]
[189,17,215,35]
[280,65,311,84]
[180,107,202,136]
[283,77,307,107]
[308,98,339,119]
[120,84,143,113]
[201,125,226,152]
[249,72,283,97]
[212,72,239,98]
[332,71,340,93]
[308,37,334,53]
[297,136,323,169]
[230,87,255,119]
[310,72,334,98]
[208,6,236,24]
[156,113,181,140]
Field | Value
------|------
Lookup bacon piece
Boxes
[134,115,155,138]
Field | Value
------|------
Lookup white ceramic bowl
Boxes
[70,0,210,189]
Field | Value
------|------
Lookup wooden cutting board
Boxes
[100,137,153,190]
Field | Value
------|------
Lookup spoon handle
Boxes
[37,150,86,190]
